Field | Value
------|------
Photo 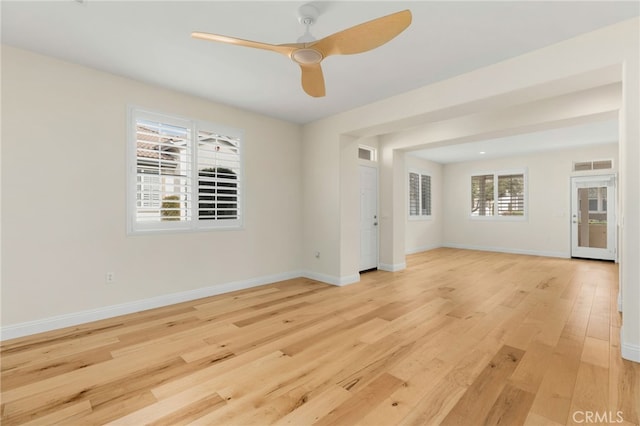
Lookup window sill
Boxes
[469,215,527,222]
[408,215,433,221]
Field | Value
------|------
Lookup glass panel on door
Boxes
[577,186,607,249]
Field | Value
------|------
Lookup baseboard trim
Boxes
[405,244,440,255]
[620,327,640,362]
[1,270,303,341]
[443,243,569,259]
[302,271,360,287]
[378,262,407,272]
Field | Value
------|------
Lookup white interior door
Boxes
[571,175,616,260]
[360,165,378,271]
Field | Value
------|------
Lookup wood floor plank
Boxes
[439,345,525,425]
[528,330,584,425]
[484,383,536,426]
[509,341,554,394]
[566,362,609,426]
[273,384,352,426]
[1,249,634,426]
[314,372,406,426]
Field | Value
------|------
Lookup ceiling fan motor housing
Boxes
[298,4,319,26]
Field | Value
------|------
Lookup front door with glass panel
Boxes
[571,175,616,260]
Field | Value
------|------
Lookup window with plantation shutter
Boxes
[471,170,526,219]
[128,108,242,234]
[408,171,432,219]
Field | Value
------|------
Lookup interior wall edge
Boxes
[442,243,570,259]
[620,326,640,362]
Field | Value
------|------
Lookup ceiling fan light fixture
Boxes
[192,8,411,97]
[291,48,323,65]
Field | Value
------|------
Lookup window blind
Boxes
[129,108,243,234]
[409,171,432,218]
[135,119,191,223]
[197,130,241,221]
[421,174,431,216]
[409,172,420,216]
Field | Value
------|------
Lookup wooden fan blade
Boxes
[192,32,297,57]
[300,63,326,97]
[311,9,412,57]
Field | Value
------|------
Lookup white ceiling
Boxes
[2,1,638,125]
[408,118,619,164]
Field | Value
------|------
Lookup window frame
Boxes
[408,170,433,220]
[127,106,244,235]
[470,168,527,221]
[358,145,377,162]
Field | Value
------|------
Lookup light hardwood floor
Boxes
[1,248,638,425]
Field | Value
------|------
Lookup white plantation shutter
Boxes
[421,174,431,216]
[409,171,432,218]
[135,118,191,225]
[128,108,242,234]
[409,172,420,216]
[197,129,241,221]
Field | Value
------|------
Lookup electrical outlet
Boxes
[105,272,115,284]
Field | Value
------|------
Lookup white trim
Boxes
[302,271,360,287]
[358,145,377,162]
[378,262,407,272]
[618,292,622,313]
[1,271,302,341]
[406,244,441,255]
[620,327,640,363]
[443,243,569,259]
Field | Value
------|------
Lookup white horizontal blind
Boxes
[497,174,524,216]
[409,171,432,218]
[471,174,494,216]
[409,172,420,216]
[135,119,191,224]
[197,129,241,221]
[421,174,431,216]
[129,108,243,233]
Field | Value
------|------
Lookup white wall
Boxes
[442,143,618,257]
[404,155,444,254]
[1,46,303,331]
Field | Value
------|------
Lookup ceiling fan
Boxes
[192,5,412,97]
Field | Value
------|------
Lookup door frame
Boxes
[570,174,617,261]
